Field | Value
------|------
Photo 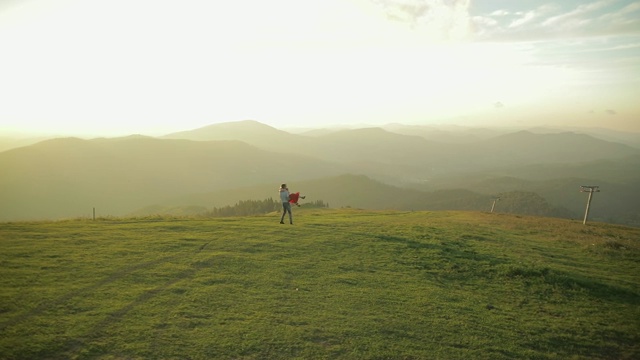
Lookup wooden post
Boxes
[93,207,96,221]
[580,186,600,225]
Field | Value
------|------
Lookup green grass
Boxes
[1,209,638,359]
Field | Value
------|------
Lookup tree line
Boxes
[204,198,329,217]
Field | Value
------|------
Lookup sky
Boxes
[0,0,639,137]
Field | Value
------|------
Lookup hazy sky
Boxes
[1,0,639,136]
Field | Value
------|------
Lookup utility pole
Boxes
[490,197,500,213]
[580,186,600,225]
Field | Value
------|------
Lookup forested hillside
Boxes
[1,121,638,226]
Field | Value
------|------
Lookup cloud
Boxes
[596,2,640,35]
[374,0,430,22]
[472,15,498,28]
[509,10,537,28]
[369,0,473,41]
[473,0,640,41]
[538,0,640,37]
[490,9,510,17]
[542,0,611,28]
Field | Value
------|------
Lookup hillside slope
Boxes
[1,210,638,359]
[0,136,346,221]
[144,174,566,220]
[3,121,639,225]
[163,120,307,153]
[162,121,640,180]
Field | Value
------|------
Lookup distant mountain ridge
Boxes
[164,120,288,141]
[1,120,639,225]
[163,120,306,154]
[163,121,639,175]
[0,135,345,221]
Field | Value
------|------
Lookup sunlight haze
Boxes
[0,0,639,136]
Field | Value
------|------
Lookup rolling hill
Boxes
[0,136,346,221]
[472,130,638,163]
[162,120,306,153]
[2,120,639,225]
[163,121,639,176]
[134,174,570,222]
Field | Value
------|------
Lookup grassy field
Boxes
[0,209,638,359]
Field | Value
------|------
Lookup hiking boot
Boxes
[280,221,285,224]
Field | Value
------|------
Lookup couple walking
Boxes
[279,183,304,224]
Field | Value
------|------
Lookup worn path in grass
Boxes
[0,210,638,359]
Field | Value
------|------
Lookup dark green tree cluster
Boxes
[495,191,572,218]
[206,198,328,217]
[306,200,329,208]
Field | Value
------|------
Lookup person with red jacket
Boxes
[279,184,306,224]
[288,191,305,207]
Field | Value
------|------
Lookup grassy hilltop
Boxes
[0,210,638,359]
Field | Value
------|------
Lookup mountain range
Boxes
[1,120,639,225]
